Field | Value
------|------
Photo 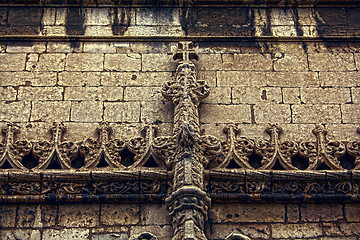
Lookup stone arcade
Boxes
[0,1,360,239]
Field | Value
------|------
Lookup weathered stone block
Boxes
[140,204,170,225]
[341,104,360,123]
[64,87,123,101]
[203,87,231,104]
[233,87,282,104]
[308,53,356,71]
[198,70,217,87]
[47,42,80,53]
[344,204,360,222]
[300,204,343,222]
[105,54,141,71]
[254,103,291,123]
[266,72,319,87]
[8,8,43,25]
[42,204,58,227]
[66,53,104,71]
[31,101,71,122]
[101,72,171,87]
[0,101,31,122]
[142,54,176,71]
[59,204,99,227]
[43,228,90,240]
[26,53,65,71]
[196,54,222,71]
[101,204,139,226]
[83,42,116,53]
[124,26,183,37]
[58,72,101,86]
[287,204,300,223]
[0,230,41,240]
[0,204,17,227]
[340,223,360,235]
[16,204,37,227]
[352,87,360,104]
[18,87,63,101]
[0,87,17,100]
[104,102,140,122]
[124,87,162,101]
[292,104,341,123]
[217,71,267,87]
[301,88,351,104]
[319,72,360,87]
[136,8,180,26]
[209,203,286,223]
[271,223,323,238]
[71,101,103,122]
[84,8,112,25]
[283,88,301,104]
[140,101,173,123]
[322,222,343,237]
[199,104,251,124]
[273,54,308,71]
[222,53,272,71]
[0,53,26,71]
[6,42,46,53]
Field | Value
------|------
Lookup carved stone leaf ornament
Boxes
[33,122,77,169]
[128,125,166,169]
[0,123,32,169]
[216,124,254,169]
[299,125,345,170]
[255,124,298,170]
[346,128,360,170]
[80,122,126,169]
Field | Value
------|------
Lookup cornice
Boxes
[0,0,360,7]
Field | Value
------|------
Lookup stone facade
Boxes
[0,1,360,240]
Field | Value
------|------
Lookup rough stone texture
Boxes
[292,104,342,123]
[26,53,65,71]
[0,53,26,71]
[101,204,140,226]
[222,53,273,71]
[58,204,99,227]
[0,101,31,122]
[271,223,323,239]
[71,101,103,122]
[199,104,251,124]
[43,228,90,240]
[66,53,104,71]
[1,6,360,240]
[104,102,140,122]
[0,205,17,227]
[209,203,286,223]
[254,103,291,123]
[31,101,71,122]
[104,54,141,71]
[308,53,356,71]
[300,88,351,104]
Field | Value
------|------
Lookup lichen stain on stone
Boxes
[112,8,131,36]
[65,7,85,35]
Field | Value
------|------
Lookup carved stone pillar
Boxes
[162,42,211,240]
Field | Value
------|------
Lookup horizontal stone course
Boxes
[292,104,342,123]
[308,53,356,71]
[222,53,273,71]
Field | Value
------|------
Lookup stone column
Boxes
[162,42,211,240]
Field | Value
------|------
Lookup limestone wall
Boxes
[0,5,360,240]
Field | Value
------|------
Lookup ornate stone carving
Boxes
[32,122,77,169]
[299,125,345,170]
[80,122,126,169]
[163,42,213,240]
[216,124,254,169]
[255,124,298,170]
[0,123,32,169]
[346,127,360,170]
